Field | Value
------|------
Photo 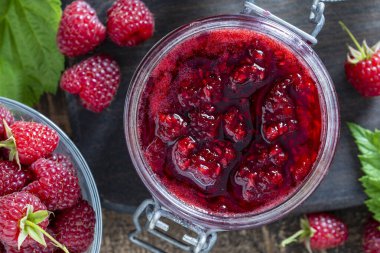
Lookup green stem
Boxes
[280,229,304,247]
[339,21,366,58]
[25,220,69,253]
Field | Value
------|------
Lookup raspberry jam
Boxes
[137,28,322,214]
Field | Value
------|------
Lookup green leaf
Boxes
[28,210,49,225]
[0,0,64,105]
[348,123,380,223]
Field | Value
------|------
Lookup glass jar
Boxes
[124,4,339,252]
[0,97,102,253]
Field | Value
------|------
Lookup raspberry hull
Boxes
[138,29,322,214]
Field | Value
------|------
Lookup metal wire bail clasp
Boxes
[243,0,327,45]
[129,199,218,253]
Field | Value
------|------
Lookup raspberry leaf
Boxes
[0,0,64,105]
[348,123,380,223]
[18,205,47,249]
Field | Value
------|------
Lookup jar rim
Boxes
[124,14,340,230]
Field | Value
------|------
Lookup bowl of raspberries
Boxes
[0,97,102,253]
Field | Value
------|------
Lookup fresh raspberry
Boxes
[188,109,221,141]
[60,55,121,113]
[48,153,76,174]
[52,200,96,253]
[0,104,14,140]
[363,219,380,253]
[155,113,187,143]
[0,161,31,197]
[173,138,236,189]
[0,192,49,248]
[262,77,298,142]
[281,213,348,251]
[234,143,287,202]
[107,0,154,47]
[60,65,82,94]
[78,55,121,112]
[24,158,81,211]
[0,121,59,166]
[4,228,56,253]
[57,0,106,57]
[340,22,380,96]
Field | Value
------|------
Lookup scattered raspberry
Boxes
[0,192,49,248]
[107,0,154,47]
[363,219,380,253]
[340,22,380,97]
[60,55,121,113]
[53,200,96,253]
[57,0,106,57]
[0,161,31,197]
[0,104,14,140]
[281,213,348,251]
[24,158,81,211]
[155,113,187,143]
[1,121,59,165]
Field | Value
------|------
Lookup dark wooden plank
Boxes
[64,0,380,213]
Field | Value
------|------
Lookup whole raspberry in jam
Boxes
[223,106,252,144]
[177,66,223,109]
[188,109,221,141]
[156,113,187,143]
[173,138,236,189]
[262,76,299,142]
[233,143,288,203]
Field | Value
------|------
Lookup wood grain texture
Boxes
[64,0,380,214]
[100,206,369,252]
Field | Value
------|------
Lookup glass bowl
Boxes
[124,15,339,230]
[0,97,102,252]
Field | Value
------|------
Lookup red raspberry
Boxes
[53,200,96,253]
[0,192,49,248]
[60,55,121,113]
[57,0,106,57]
[281,213,348,251]
[4,228,56,253]
[0,121,59,166]
[59,65,82,94]
[173,138,236,189]
[156,113,187,143]
[107,0,154,47]
[0,104,14,140]
[340,22,380,96]
[223,106,251,143]
[177,68,223,109]
[363,219,380,253]
[188,109,221,141]
[262,77,298,142]
[24,158,81,211]
[0,161,31,197]
[234,143,287,202]
[48,153,76,174]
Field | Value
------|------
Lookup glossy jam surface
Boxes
[137,28,322,214]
